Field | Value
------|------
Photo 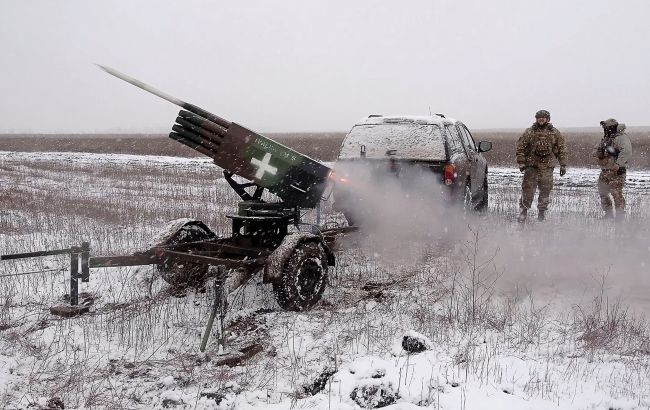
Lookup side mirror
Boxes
[478,141,492,153]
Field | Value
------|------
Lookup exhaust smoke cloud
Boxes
[331,162,650,313]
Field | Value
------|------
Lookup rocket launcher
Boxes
[98,65,332,208]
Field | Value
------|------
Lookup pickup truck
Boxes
[332,114,492,225]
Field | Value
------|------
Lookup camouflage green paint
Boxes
[245,134,305,185]
[212,121,331,208]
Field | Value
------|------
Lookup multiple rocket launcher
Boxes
[98,65,332,209]
[1,67,341,315]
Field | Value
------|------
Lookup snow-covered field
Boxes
[1,151,649,409]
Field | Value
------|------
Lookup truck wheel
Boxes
[273,241,328,311]
[475,176,489,212]
[153,220,216,286]
[462,179,473,213]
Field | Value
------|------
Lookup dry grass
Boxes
[0,133,346,162]
[2,130,649,167]
[1,147,649,408]
[478,130,650,168]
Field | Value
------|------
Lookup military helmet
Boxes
[600,118,618,127]
[535,110,551,119]
[600,118,619,136]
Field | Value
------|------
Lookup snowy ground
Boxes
[1,151,649,409]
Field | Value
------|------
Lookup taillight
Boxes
[443,164,457,186]
[329,170,349,184]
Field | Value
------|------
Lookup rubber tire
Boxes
[155,221,215,287]
[475,175,489,212]
[272,241,328,311]
[462,179,473,213]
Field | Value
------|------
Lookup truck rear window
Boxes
[338,123,445,161]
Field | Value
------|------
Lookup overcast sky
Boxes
[1,0,648,133]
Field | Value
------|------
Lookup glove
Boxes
[519,166,526,173]
[559,166,566,176]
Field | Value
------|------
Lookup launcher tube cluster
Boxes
[98,65,332,208]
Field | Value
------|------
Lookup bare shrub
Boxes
[573,273,650,354]
[445,226,501,329]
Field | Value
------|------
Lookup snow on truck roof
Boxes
[337,115,453,161]
[354,114,458,126]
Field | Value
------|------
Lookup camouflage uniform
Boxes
[516,121,567,218]
[594,119,632,219]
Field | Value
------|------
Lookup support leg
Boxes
[70,247,79,306]
[200,266,228,352]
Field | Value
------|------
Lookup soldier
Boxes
[594,118,632,220]
[516,110,568,222]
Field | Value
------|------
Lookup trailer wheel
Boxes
[153,220,216,286]
[273,241,328,311]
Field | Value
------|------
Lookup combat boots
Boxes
[537,210,546,221]
[517,208,527,223]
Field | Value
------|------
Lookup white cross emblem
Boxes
[250,152,278,179]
